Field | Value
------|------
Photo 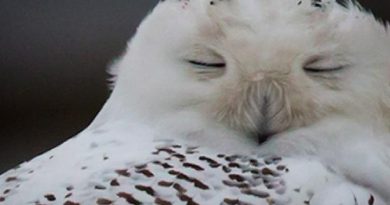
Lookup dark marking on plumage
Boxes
[224,198,252,205]
[117,192,141,205]
[229,174,245,182]
[64,201,80,205]
[136,169,154,178]
[261,168,280,177]
[352,193,358,205]
[276,165,286,171]
[264,156,282,165]
[228,162,241,168]
[135,164,147,170]
[168,170,180,176]
[164,167,209,190]
[209,163,221,168]
[225,156,236,162]
[115,169,131,177]
[153,161,174,169]
[250,169,260,175]
[368,195,375,205]
[158,181,174,187]
[193,179,210,190]
[135,185,155,196]
[183,162,204,171]
[176,172,193,183]
[65,193,72,198]
[199,156,218,164]
[224,198,239,205]
[153,148,176,155]
[6,145,288,204]
[172,153,186,161]
[155,198,172,205]
[223,180,250,189]
[44,194,56,201]
[311,0,323,8]
[217,154,225,158]
[177,194,199,205]
[5,177,17,182]
[94,185,106,190]
[249,159,260,167]
[173,183,187,194]
[222,165,232,173]
[110,179,120,186]
[96,198,113,205]
[161,162,174,169]
[265,182,278,190]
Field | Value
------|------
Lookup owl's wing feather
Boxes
[0,121,385,205]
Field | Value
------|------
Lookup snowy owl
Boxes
[1,0,390,204]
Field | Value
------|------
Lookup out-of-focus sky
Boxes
[0,0,388,173]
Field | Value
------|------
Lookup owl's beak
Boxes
[257,131,275,144]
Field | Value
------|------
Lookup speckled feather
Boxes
[0,122,384,205]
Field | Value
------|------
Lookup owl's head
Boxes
[102,0,390,142]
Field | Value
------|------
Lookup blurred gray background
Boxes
[0,0,388,173]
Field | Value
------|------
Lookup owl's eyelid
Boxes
[303,56,348,73]
[187,60,226,68]
[304,66,344,73]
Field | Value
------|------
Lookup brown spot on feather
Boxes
[117,192,141,205]
[110,179,120,186]
[136,169,154,178]
[64,201,80,205]
[183,162,204,171]
[155,198,172,205]
[96,198,113,205]
[65,193,72,198]
[115,169,131,177]
[135,185,155,196]
[44,194,56,201]
[173,183,187,193]
[5,177,17,182]
[199,156,218,164]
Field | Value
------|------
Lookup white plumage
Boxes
[1,0,390,204]
[0,125,384,205]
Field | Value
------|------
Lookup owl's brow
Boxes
[205,0,256,34]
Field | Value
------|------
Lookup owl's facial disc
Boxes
[111,0,390,146]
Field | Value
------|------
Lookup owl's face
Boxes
[111,0,390,141]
